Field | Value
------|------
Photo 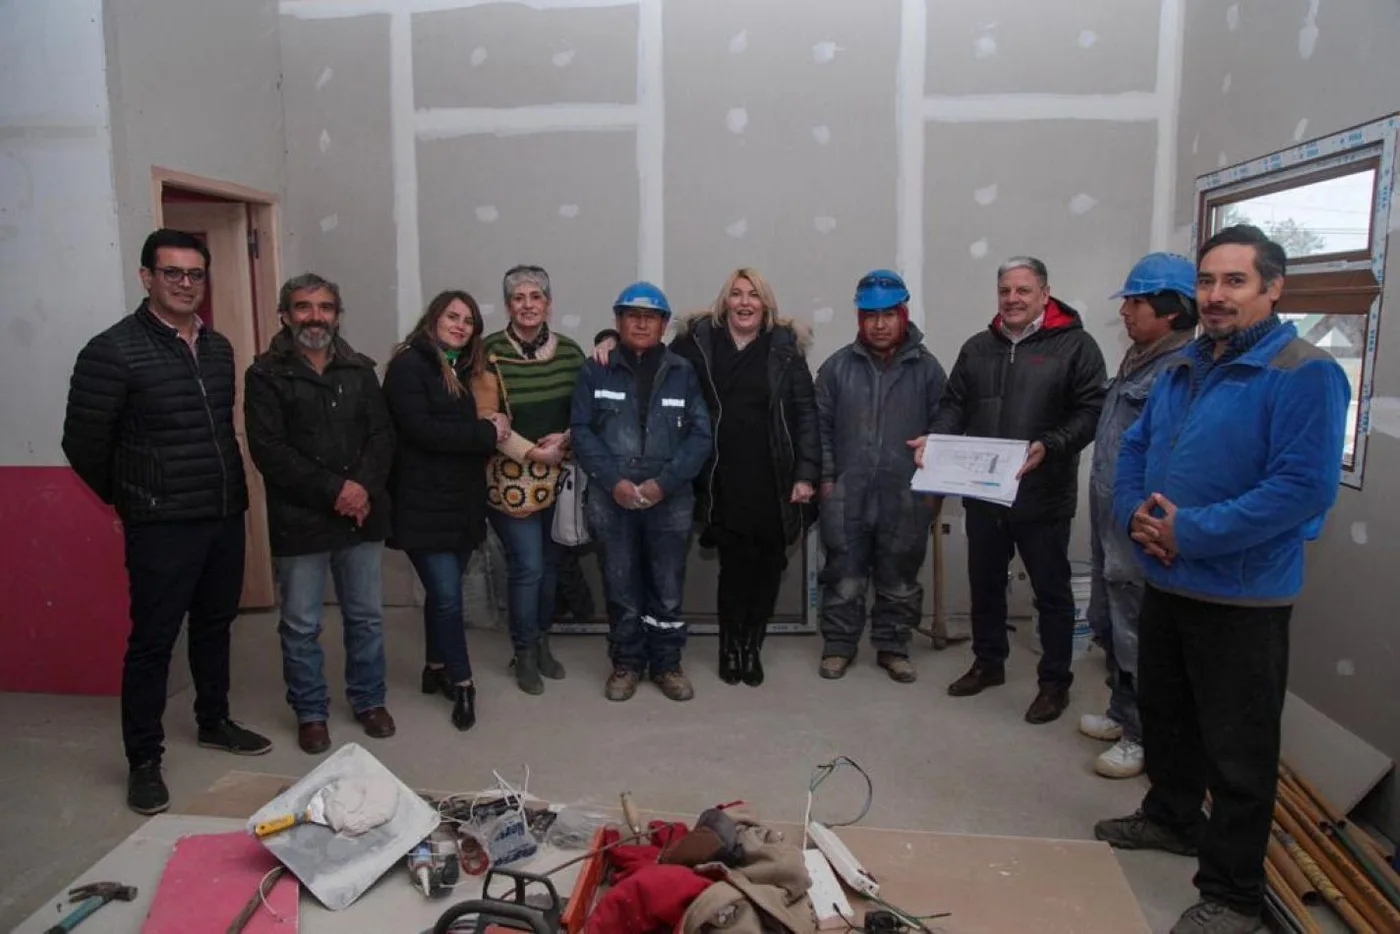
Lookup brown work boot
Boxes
[605,668,641,702]
[947,662,1005,697]
[652,669,695,702]
[298,720,330,754]
[355,706,397,738]
[819,655,852,680]
[877,652,917,683]
[1025,685,1069,724]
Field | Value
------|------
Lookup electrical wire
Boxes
[802,756,874,849]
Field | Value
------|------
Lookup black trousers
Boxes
[122,515,246,767]
[966,509,1075,686]
[1138,586,1290,915]
[715,531,788,644]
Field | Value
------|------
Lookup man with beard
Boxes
[245,274,397,754]
[1095,225,1349,934]
[814,269,947,683]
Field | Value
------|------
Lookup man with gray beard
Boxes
[245,274,397,754]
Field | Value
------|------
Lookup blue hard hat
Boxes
[1110,252,1196,300]
[613,281,671,318]
[854,268,911,311]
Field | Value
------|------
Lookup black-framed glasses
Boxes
[155,266,207,285]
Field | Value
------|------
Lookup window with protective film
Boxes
[1195,115,1400,488]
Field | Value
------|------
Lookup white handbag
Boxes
[551,461,591,547]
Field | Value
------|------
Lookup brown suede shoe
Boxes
[947,662,1006,696]
[605,669,641,702]
[1025,685,1069,724]
[355,706,397,738]
[819,655,852,680]
[651,669,695,702]
[877,652,917,683]
[298,720,330,755]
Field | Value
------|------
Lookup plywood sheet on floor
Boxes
[19,770,1149,934]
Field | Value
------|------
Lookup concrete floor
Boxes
[0,607,1199,932]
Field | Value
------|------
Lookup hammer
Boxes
[45,882,138,933]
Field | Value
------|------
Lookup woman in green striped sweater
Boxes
[470,265,588,694]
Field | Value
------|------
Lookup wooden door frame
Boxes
[153,167,281,609]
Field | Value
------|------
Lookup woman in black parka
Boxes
[383,290,509,730]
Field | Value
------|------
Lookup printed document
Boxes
[910,434,1029,506]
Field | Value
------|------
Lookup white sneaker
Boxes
[1078,713,1123,741]
[1095,740,1145,779]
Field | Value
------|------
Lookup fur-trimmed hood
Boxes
[675,310,812,354]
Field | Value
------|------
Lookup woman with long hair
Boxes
[471,265,588,694]
[383,290,508,730]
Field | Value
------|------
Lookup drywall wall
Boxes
[277,0,1184,621]
[1176,0,1400,834]
[104,0,286,310]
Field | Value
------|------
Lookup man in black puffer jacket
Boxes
[62,229,272,817]
[921,256,1106,725]
[244,273,396,755]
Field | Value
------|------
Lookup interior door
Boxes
[162,201,276,609]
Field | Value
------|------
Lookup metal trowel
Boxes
[254,787,331,838]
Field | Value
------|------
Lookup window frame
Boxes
[1194,115,1400,489]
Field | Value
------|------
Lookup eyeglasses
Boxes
[155,266,207,285]
[858,274,903,290]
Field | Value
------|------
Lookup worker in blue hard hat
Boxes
[570,281,712,703]
[813,268,948,683]
[1078,252,1198,781]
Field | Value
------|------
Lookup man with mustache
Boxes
[1095,225,1350,934]
[63,229,272,815]
[244,274,397,754]
[914,257,1107,724]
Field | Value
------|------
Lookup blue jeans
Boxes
[407,549,475,684]
[586,488,692,673]
[276,541,387,723]
[488,505,560,651]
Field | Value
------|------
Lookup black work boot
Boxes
[740,624,766,687]
[452,684,477,731]
[511,645,544,695]
[718,628,742,685]
[537,635,566,680]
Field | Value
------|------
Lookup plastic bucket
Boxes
[1029,561,1094,660]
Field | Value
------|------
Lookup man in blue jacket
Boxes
[571,282,712,702]
[1095,225,1350,934]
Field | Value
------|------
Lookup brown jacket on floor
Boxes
[680,810,818,934]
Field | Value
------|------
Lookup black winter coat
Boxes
[62,303,249,525]
[929,299,1107,521]
[244,331,395,556]
[382,337,499,553]
[670,314,821,545]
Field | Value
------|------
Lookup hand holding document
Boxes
[910,434,1029,506]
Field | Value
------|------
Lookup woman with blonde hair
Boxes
[383,290,509,730]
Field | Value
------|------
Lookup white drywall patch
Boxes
[896,0,926,329]
[814,215,837,234]
[475,205,499,223]
[974,33,997,59]
[1350,521,1368,544]
[1293,118,1309,141]
[1370,396,1400,437]
[974,184,998,206]
[552,49,575,67]
[1217,151,1229,168]
[316,67,334,89]
[813,306,834,324]
[558,204,579,218]
[1192,133,1199,155]
[1226,4,1240,30]
[636,0,664,285]
[924,92,1158,123]
[390,9,422,337]
[1069,193,1098,215]
[561,314,581,330]
[811,125,831,145]
[728,29,747,54]
[811,41,842,64]
[470,46,487,67]
[1299,0,1320,59]
[1152,0,1185,252]
[417,104,640,140]
[1077,30,1097,49]
[969,238,989,259]
[319,130,332,153]
[726,107,748,134]
[725,218,748,239]
[480,303,497,318]
[1221,73,1232,94]
[320,213,339,233]
[1336,659,1355,677]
